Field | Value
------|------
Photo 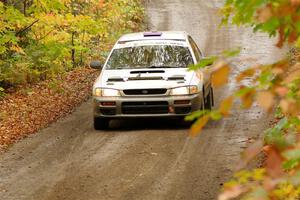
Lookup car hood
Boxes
[94,68,195,90]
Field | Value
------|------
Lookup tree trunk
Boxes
[71,32,76,68]
[23,0,27,16]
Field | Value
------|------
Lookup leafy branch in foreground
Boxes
[190,0,300,199]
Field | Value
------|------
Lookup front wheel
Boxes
[94,117,110,130]
[204,87,214,110]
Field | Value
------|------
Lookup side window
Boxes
[188,36,202,63]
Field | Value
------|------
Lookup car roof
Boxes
[118,31,189,42]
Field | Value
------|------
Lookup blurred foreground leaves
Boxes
[189,0,300,199]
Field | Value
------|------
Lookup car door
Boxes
[188,36,211,96]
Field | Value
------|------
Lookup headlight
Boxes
[94,88,120,97]
[170,86,199,95]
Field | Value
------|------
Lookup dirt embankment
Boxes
[0,68,99,151]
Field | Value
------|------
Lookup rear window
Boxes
[106,45,193,70]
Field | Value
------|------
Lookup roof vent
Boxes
[143,31,162,37]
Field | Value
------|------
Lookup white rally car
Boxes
[91,31,214,130]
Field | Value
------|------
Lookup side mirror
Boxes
[90,60,102,69]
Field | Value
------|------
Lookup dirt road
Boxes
[0,0,283,200]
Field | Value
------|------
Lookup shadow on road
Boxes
[107,118,190,131]
[103,118,221,132]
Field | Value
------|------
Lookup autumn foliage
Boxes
[0,0,144,92]
[0,0,144,150]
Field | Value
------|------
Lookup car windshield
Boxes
[106,45,193,69]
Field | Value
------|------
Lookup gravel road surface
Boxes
[0,0,283,199]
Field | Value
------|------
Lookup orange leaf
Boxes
[276,26,285,48]
[257,91,275,111]
[257,5,273,23]
[274,86,288,97]
[240,89,255,109]
[276,4,295,17]
[219,96,234,116]
[271,67,284,75]
[288,30,298,44]
[10,45,25,54]
[273,59,289,70]
[190,115,210,137]
[212,62,230,87]
[97,0,105,8]
[284,69,300,83]
[279,99,299,115]
[238,141,263,169]
[218,185,245,200]
[265,147,284,178]
[280,99,290,114]
[236,68,256,82]
[291,0,300,6]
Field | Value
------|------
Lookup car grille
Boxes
[123,89,167,95]
[122,101,169,114]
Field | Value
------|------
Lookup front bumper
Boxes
[93,94,202,119]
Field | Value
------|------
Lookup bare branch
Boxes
[16,19,39,36]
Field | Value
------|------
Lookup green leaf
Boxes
[210,111,223,120]
[260,18,280,33]
[188,56,217,70]
[235,87,254,97]
[283,159,300,170]
[283,150,300,160]
[222,48,241,58]
[0,87,5,97]
[185,110,208,121]
[264,117,289,148]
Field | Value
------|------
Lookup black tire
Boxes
[204,87,213,110]
[94,117,109,130]
[210,87,214,107]
[180,117,194,127]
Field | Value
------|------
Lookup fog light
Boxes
[101,102,116,106]
[174,100,191,105]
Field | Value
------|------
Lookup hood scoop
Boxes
[167,75,185,81]
[130,70,165,74]
[128,76,163,81]
[107,77,124,82]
